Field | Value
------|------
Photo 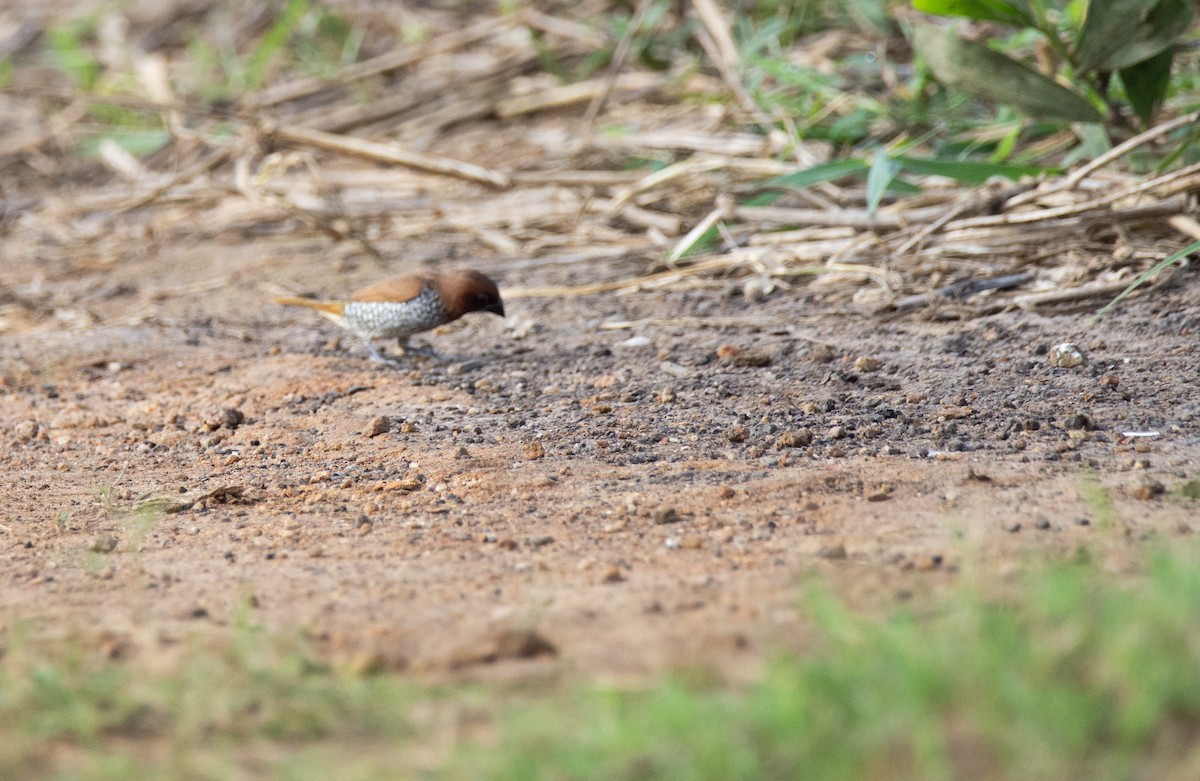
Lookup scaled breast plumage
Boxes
[341,287,448,339]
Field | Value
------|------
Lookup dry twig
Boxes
[271,124,511,189]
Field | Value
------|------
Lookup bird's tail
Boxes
[273,296,345,317]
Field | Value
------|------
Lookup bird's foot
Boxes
[393,338,444,361]
[400,344,443,361]
[365,343,404,367]
[364,342,445,367]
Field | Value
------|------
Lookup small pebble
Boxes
[854,356,881,372]
[365,416,391,437]
[725,424,749,443]
[1132,477,1165,501]
[347,652,386,677]
[659,361,689,378]
[489,629,558,661]
[1067,413,1095,431]
[776,429,813,448]
[914,554,942,572]
[448,359,485,374]
[219,408,244,429]
[1049,343,1086,368]
[654,507,680,525]
[730,350,774,368]
[88,535,118,553]
[743,277,773,302]
[817,543,847,560]
[809,344,835,364]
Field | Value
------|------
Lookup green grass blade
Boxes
[893,155,1052,184]
[913,0,1035,25]
[866,150,902,216]
[245,0,310,89]
[768,159,869,190]
[1093,239,1200,319]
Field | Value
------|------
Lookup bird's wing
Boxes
[351,275,426,303]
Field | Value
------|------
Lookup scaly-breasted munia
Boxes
[274,270,504,362]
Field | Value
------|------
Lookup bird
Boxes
[274,269,505,363]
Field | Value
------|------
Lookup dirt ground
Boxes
[2,233,1198,682]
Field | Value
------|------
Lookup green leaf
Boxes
[989,120,1023,163]
[1120,48,1173,126]
[887,179,923,194]
[866,151,902,216]
[1074,123,1111,161]
[893,155,1052,184]
[913,24,1105,123]
[1099,0,1193,72]
[1074,0,1154,72]
[913,0,1034,26]
[768,159,869,190]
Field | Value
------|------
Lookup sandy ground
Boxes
[1,237,1198,681]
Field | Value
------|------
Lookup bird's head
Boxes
[435,270,505,321]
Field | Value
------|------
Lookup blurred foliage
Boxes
[913,0,1195,127]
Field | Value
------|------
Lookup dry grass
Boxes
[2,0,1197,333]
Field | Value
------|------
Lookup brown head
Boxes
[431,270,505,321]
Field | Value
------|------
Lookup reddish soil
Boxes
[2,238,1198,681]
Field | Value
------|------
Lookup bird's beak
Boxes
[488,301,506,317]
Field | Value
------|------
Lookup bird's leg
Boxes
[397,336,442,360]
[364,341,403,367]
